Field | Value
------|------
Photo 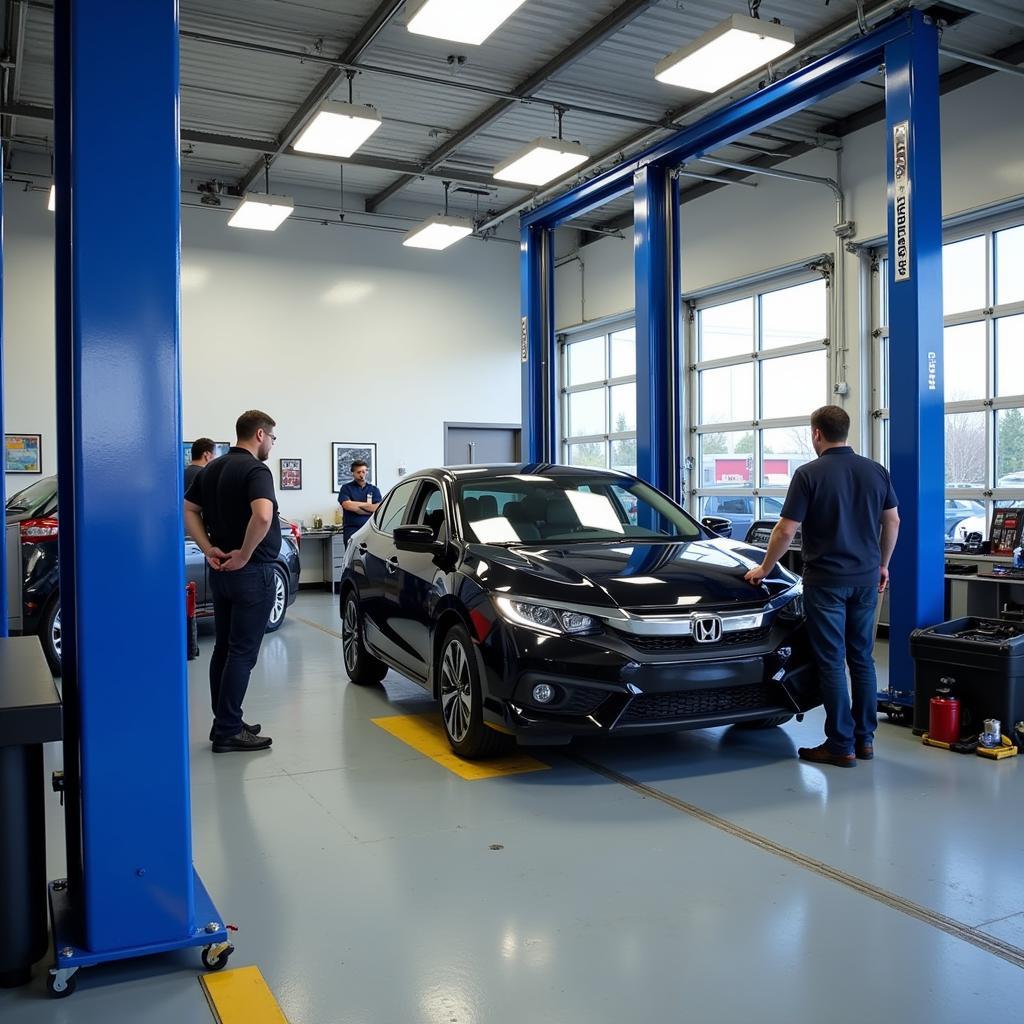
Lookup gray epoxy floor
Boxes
[3,593,1024,1023]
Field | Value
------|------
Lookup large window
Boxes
[871,216,1024,539]
[560,324,637,474]
[689,274,830,537]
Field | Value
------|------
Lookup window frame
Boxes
[685,266,832,524]
[869,209,1024,535]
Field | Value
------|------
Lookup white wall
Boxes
[3,189,521,529]
[554,71,1024,447]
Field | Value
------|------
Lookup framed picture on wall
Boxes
[332,442,377,493]
[280,458,302,491]
[5,433,42,474]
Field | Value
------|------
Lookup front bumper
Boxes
[480,619,819,741]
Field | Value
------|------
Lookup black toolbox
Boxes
[910,617,1024,736]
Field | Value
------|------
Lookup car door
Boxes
[358,478,420,665]
[387,481,449,680]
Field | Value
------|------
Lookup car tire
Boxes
[41,597,62,676]
[341,591,387,685]
[736,714,794,729]
[265,565,289,633]
[438,624,510,759]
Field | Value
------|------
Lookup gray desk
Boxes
[298,529,348,590]
[0,637,62,987]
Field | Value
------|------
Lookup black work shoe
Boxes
[856,743,874,760]
[798,743,856,768]
[209,721,261,742]
[212,730,273,753]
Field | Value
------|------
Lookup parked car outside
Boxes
[340,464,818,758]
[944,497,984,538]
[5,475,300,672]
[700,495,784,544]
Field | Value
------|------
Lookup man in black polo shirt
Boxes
[338,460,382,545]
[184,410,280,753]
[744,405,900,767]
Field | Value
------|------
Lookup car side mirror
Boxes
[394,524,445,553]
[701,515,732,538]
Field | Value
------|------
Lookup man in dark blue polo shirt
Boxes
[338,460,382,545]
[745,405,900,767]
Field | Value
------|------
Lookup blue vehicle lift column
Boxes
[880,19,945,708]
[47,0,230,996]
[521,224,556,463]
[633,163,682,499]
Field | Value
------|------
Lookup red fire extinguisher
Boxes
[185,582,199,660]
[929,679,960,744]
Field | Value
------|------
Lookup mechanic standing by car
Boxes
[338,459,382,546]
[743,405,900,768]
[184,410,279,753]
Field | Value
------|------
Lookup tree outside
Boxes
[997,407,1024,484]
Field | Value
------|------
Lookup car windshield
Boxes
[456,473,702,545]
[5,476,57,514]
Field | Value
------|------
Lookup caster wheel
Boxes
[47,973,76,999]
[201,944,234,971]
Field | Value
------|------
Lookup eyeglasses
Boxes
[269,433,277,441]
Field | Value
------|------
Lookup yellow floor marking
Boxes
[372,713,549,780]
[200,965,289,1024]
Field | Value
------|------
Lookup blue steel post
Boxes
[50,0,227,974]
[521,224,556,463]
[633,163,682,500]
[883,13,945,705]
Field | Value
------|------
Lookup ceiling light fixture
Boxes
[47,184,56,212]
[293,72,382,158]
[405,0,528,46]
[228,155,294,231]
[493,107,589,187]
[403,180,473,250]
[655,11,795,93]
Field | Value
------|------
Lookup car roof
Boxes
[415,463,635,483]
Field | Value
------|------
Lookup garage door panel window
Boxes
[760,426,814,488]
[945,412,987,489]
[996,314,1024,398]
[761,279,827,350]
[698,297,753,359]
[943,321,987,403]
[568,389,606,438]
[568,336,605,386]
[760,350,827,421]
[610,329,636,378]
[567,441,607,470]
[943,235,986,316]
[996,408,1024,486]
[700,363,754,423]
[700,430,754,487]
[995,225,1024,306]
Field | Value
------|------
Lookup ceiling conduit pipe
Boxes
[475,0,911,235]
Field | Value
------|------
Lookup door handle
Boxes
[386,556,399,574]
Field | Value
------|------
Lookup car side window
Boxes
[377,480,420,536]
[413,483,447,540]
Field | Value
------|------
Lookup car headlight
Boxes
[778,594,804,620]
[493,596,597,636]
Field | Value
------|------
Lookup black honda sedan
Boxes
[339,464,819,758]
[5,475,300,672]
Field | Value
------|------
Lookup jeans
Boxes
[209,563,275,738]
[803,584,879,756]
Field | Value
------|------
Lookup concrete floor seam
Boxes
[570,754,1024,971]
[291,614,345,640]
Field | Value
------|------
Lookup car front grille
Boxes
[614,626,771,653]
[619,683,782,724]
[560,689,609,715]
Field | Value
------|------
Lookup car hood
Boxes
[468,538,797,612]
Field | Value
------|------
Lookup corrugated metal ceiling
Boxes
[5,1,1023,225]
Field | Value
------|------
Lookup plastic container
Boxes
[929,693,960,744]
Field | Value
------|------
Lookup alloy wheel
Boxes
[440,638,473,743]
[270,571,286,626]
[342,599,360,674]
[52,608,62,659]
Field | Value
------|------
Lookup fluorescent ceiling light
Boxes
[402,215,473,251]
[227,193,294,231]
[406,0,527,46]
[47,185,56,211]
[655,13,795,92]
[493,137,590,186]
[293,101,382,158]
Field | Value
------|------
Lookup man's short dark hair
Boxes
[810,405,850,443]
[191,437,215,462]
[350,460,368,473]
[236,409,276,440]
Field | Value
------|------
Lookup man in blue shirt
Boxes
[338,460,382,544]
[744,406,900,767]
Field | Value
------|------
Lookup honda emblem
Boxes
[692,615,723,644]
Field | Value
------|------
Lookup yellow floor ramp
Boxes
[200,965,289,1024]
[372,713,549,779]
